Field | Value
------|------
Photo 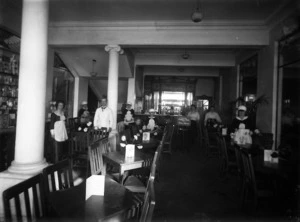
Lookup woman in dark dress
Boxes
[50,100,68,163]
[230,105,255,133]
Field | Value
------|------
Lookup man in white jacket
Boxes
[93,96,114,133]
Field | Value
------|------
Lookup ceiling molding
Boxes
[48,27,269,46]
[49,20,268,30]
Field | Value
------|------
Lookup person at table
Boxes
[131,117,143,136]
[78,101,89,118]
[187,104,200,144]
[93,96,113,133]
[50,100,68,163]
[230,105,255,133]
[78,101,92,125]
[204,105,222,127]
[122,102,135,129]
[146,108,157,131]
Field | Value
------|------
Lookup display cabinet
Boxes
[0,48,19,128]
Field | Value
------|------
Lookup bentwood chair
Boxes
[127,178,156,222]
[240,148,274,211]
[234,145,244,193]
[3,174,46,221]
[219,135,237,177]
[203,128,220,158]
[162,124,175,155]
[139,179,156,222]
[124,149,159,193]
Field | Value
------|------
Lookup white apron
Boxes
[54,120,68,142]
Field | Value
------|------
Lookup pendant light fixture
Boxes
[191,0,203,23]
[182,49,190,59]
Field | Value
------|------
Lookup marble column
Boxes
[0,0,49,218]
[105,45,123,151]
[8,0,49,174]
[105,45,123,131]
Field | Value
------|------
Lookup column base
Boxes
[0,159,48,220]
[7,158,48,175]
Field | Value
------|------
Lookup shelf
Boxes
[0,72,18,77]
[0,96,17,99]
[0,83,18,87]
[0,47,19,55]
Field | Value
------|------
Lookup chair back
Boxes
[240,149,257,193]
[261,133,273,150]
[139,179,156,222]
[68,117,79,132]
[149,151,159,180]
[3,174,46,221]
[88,129,108,145]
[69,131,89,155]
[42,159,74,193]
[100,137,111,154]
[88,139,104,175]
[234,145,243,177]
[162,124,175,154]
[219,135,229,172]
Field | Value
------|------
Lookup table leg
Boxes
[119,167,129,185]
[102,162,107,175]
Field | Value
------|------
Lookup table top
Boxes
[139,138,160,150]
[247,148,299,183]
[48,176,135,221]
[103,149,153,166]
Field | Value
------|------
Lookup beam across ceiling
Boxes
[48,24,269,46]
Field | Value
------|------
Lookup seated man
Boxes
[131,118,143,136]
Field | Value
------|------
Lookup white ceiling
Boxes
[48,0,287,24]
[3,0,298,78]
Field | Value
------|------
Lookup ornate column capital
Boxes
[105,45,124,54]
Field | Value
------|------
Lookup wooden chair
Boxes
[162,124,175,154]
[88,139,105,175]
[219,135,237,177]
[124,150,159,193]
[203,128,220,158]
[2,174,46,221]
[88,129,108,145]
[69,131,89,167]
[67,117,79,132]
[42,159,74,216]
[139,179,156,222]
[100,137,112,154]
[234,145,245,193]
[240,149,274,211]
[127,179,156,222]
[260,133,273,150]
[42,159,74,193]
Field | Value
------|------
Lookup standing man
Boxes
[93,96,114,133]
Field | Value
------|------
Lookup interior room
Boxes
[0,0,299,221]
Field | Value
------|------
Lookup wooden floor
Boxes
[72,139,295,222]
[152,142,292,222]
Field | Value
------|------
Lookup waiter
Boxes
[93,96,113,133]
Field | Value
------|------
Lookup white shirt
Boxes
[204,111,221,125]
[93,106,114,129]
[187,111,200,121]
